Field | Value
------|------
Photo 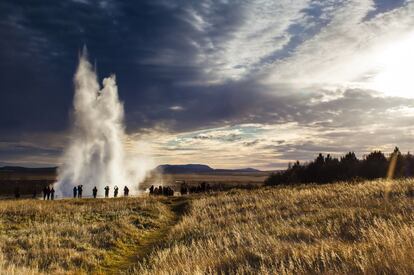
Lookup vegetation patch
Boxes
[0,197,171,274]
[134,179,414,274]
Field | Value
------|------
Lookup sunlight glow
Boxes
[368,32,414,98]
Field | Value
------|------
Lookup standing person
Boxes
[92,186,98,198]
[43,186,48,200]
[73,186,78,198]
[78,185,83,198]
[114,186,118,197]
[104,186,110,198]
[124,186,129,197]
[50,187,55,200]
[46,186,51,200]
[149,185,154,195]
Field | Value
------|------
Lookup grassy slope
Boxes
[1,179,414,274]
[0,197,178,274]
[135,179,414,274]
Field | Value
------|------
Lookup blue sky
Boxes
[1,0,414,169]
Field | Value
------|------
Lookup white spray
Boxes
[56,50,149,197]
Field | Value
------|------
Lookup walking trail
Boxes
[99,196,189,274]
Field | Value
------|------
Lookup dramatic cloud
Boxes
[1,0,414,169]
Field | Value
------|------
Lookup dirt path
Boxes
[100,196,189,274]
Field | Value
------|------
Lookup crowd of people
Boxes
[13,181,221,200]
[12,185,131,200]
[148,185,174,196]
[177,181,212,195]
[42,186,55,200]
[73,185,130,198]
[15,186,55,200]
[148,181,213,197]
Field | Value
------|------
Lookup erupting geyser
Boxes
[56,50,148,197]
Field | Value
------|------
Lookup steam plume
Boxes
[56,50,149,197]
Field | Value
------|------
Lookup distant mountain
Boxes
[155,164,261,174]
[215,168,261,173]
[0,166,57,173]
[155,164,214,174]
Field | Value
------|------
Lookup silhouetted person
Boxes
[114,186,119,197]
[93,186,98,198]
[50,187,55,200]
[73,186,77,198]
[78,185,83,198]
[104,186,110,198]
[14,187,20,199]
[43,186,48,200]
[46,186,51,200]
[124,186,129,197]
[149,185,154,195]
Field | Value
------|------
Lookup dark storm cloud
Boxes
[0,0,245,136]
[0,0,253,166]
[126,80,308,133]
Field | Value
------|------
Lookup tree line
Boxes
[265,147,413,186]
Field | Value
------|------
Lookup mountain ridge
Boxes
[155,164,262,174]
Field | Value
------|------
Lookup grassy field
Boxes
[1,179,414,274]
[0,196,187,274]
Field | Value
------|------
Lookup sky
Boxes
[1,0,414,170]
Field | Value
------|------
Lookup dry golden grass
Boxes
[134,179,414,274]
[0,197,173,274]
[1,179,414,274]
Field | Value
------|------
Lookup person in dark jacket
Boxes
[50,187,55,200]
[78,185,83,198]
[43,186,48,200]
[46,186,51,200]
[104,186,110,198]
[73,186,77,198]
[124,186,129,197]
[92,186,98,198]
[114,186,119,197]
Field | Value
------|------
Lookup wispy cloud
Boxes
[264,1,414,95]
